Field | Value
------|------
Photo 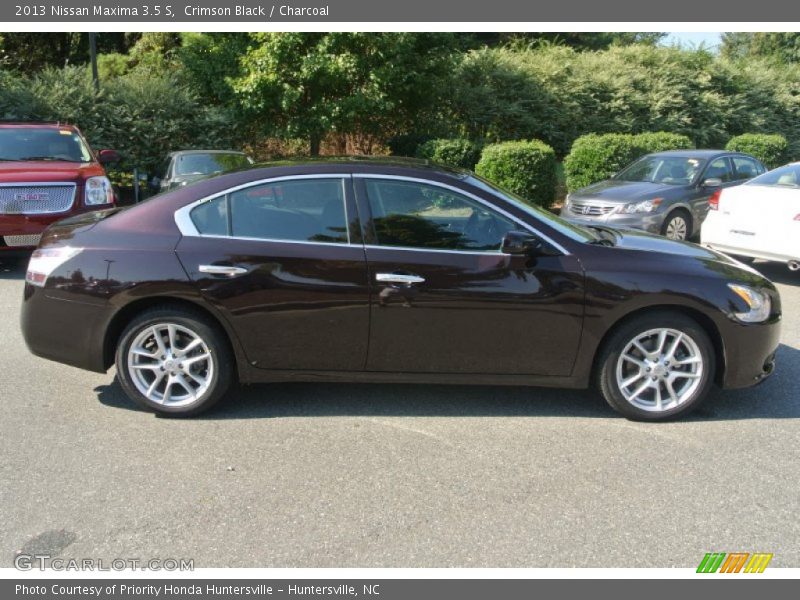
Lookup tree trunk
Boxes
[309,133,321,156]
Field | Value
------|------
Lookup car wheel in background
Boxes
[115,307,234,417]
[661,209,692,241]
[596,311,715,421]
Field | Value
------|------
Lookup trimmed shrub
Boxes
[415,138,482,169]
[564,132,693,191]
[726,133,789,169]
[635,132,694,154]
[475,140,557,208]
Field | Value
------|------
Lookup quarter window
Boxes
[364,179,517,251]
[732,157,763,181]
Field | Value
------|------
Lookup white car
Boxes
[702,162,800,272]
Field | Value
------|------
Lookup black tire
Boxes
[596,311,715,421]
[115,306,234,417]
[661,209,692,241]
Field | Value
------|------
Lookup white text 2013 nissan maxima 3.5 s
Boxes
[702,162,800,272]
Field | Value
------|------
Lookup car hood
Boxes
[602,227,767,280]
[571,179,685,202]
[0,160,105,184]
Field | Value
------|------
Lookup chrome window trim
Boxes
[0,182,77,215]
[174,174,353,243]
[353,173,570,255]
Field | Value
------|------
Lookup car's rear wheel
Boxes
[662,209,691,240]
[115,307,233,417]
[597,312,715,421]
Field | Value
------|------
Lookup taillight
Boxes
[25,247,83,287]
[794,213,800,221]
[709,189,722,211]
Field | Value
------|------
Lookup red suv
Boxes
[0,122,119,253]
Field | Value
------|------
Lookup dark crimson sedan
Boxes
[21,159,781,420]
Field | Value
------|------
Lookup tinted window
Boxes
[229,178,348,243]
[703,157,734,183]
[615,156,704,185]
[175,153,252,176]
[746,163,800,188]
[732,157,762,181]
[365,179,516,251]
[191,196,228,236]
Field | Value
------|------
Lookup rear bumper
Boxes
[20,284,110,373]
[703,242,800,264]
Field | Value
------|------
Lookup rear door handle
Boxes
[375,273,425,284]
[199,264,249,277]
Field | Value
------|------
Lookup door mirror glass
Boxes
[702,177,722,188]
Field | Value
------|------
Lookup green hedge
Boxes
[564,132,694,191]
[725,133,789,169]
[415,138,482,169]
[475,140,557,208]
[0,66,236,178]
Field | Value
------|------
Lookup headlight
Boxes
[728,283,771,323]
[622,198,663,213]
[84,176,114,206]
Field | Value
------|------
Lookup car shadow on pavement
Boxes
[95,344,800,421]
[0,257,27,280]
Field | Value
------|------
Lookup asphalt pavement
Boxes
[1,255,798,568]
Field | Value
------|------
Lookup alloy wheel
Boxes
[127,322,214,407]
[615,327,703,412]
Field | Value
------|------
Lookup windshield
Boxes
[615,156,704,185]
[174,153,251,176]
[746,163,800,188]
[0,127,93,162]
[467,175,598,243]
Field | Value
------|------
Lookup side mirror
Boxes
[502,231,545,255]
[97,149,121,164]
[702,177,722,188]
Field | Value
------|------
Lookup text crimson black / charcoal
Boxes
[183,5,330,17]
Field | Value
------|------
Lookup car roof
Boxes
[0,121,78,130]
[169,150,249,157]
[248,155,468,176]
[648,149,751,159]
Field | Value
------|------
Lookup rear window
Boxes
[175,153,252,176]
[0,127,93,162]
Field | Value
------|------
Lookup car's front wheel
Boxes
[661,209,692,240]
[597,312,715,421]
[115,307,234,417]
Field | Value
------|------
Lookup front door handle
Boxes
[375,272,425,285]
[199,264,249,277]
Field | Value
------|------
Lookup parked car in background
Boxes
[561,150,766,240]
[21,159,780,421]
[151,150,254,193]
[0,121,119,253]
[702,162,800,272]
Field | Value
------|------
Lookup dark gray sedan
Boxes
[561,150,766,240]
[150,150,254,193]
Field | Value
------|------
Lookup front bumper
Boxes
[560,208,665,234]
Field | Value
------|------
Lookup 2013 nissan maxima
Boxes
[20,158,781,420]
